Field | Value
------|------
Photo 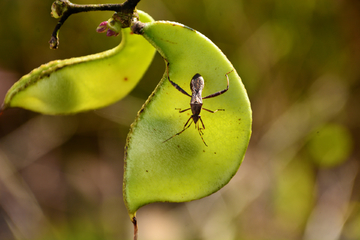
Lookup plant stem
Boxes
[49,0,141,49]
[132,216,138,240]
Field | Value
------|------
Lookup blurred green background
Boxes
[0,0,359,239]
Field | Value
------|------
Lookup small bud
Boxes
[96,13,123,37]
[49,36,59,49]
[107,19,121,35]
[106,29,119,37]
[51,0,69,19]
[96,21,108,33]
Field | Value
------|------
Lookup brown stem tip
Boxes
[132,216,138,240]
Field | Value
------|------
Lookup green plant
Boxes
[1,0,251,239]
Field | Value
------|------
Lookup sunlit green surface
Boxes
[0,0,359,239]
[2,11,155,115]
[123,21,252,215]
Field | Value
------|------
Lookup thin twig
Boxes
[49,0,141,49]
[132,216,138,240]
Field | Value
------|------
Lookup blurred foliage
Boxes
[0,0,359,239]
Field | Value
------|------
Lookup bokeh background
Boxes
[1,0,359,239]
